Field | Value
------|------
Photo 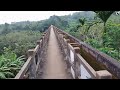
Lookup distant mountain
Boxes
[0,11,96,32]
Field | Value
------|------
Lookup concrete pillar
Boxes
[74,47,80,53]
[28,49,36,79]
[66,39,70,43]
[96,70,112,79]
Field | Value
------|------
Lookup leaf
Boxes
[9,64,17,67]
[3,72,14,77]
[16,55,25,61]
[0,60,4,67]
[0,67,11,72]
[0,72,6,79]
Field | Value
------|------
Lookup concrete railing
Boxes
[53,25,114,79]
[14,26,50,79]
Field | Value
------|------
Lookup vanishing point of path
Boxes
[42,26,71,79]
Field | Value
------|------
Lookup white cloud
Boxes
[0,11,80,24]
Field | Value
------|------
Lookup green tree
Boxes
[79,18,86,26]
[1,23,10,35]
[105,23,120,59]
[94,11,114,46]
[94,11,114,33]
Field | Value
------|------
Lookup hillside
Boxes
[0,11,96,33]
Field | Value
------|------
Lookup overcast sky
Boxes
[0,11,80,24]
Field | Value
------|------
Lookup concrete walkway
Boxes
[42,26,71,79]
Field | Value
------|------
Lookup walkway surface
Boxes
[42,26,71,79]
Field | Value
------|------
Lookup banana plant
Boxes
[0,47,25,79]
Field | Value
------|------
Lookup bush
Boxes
[0,31,42,56]
[0,47,25,79]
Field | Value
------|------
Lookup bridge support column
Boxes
[96,70,112,79]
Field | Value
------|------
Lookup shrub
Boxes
[0,47,25,79]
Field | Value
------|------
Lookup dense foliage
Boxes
[0,30,42,78]
[0,47,25,79]
[0,31,42,56]
[65,11,120,61]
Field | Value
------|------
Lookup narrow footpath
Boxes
[42,26,71,79]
